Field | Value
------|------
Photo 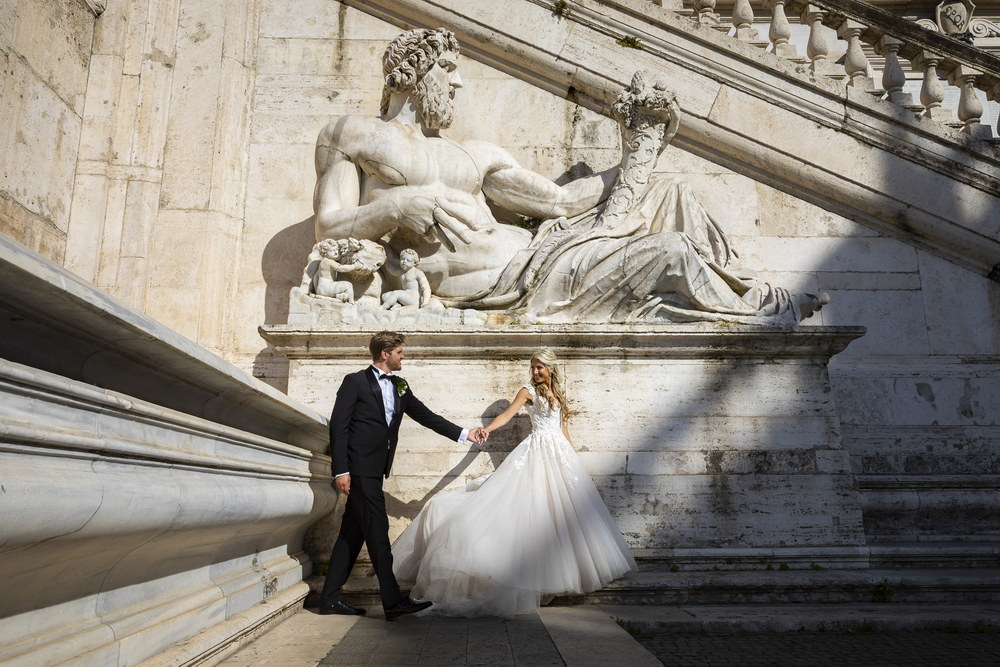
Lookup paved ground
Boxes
[631,630,1000,667]
[220,602,1000,666]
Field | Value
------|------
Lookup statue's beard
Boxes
[413,76,454,129]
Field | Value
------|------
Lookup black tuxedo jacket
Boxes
[330,368,463,478]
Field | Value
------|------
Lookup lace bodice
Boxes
[524,385,563,435]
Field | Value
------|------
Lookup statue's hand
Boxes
[429,197,493,251]
[390,189,491,252]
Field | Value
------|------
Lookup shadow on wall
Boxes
[262,215,315,324]
[254,215,316,392]
[384,399,530,523]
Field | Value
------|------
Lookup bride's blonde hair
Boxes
[530,349,572,421]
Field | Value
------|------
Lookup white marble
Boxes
[0,239,333,665]
[304,34,828,325]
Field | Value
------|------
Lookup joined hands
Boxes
[468,427,489,445]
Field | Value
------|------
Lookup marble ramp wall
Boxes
[0,237,335,665]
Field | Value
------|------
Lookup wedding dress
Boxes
[392,385,636,617]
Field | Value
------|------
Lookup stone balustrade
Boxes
[682,0,1000,138]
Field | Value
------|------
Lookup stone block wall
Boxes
[265,326,869,570]
[0,0,96,261]
[661,148,1000,549]
[59,0,256,357]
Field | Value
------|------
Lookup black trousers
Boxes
[320,475,403,609]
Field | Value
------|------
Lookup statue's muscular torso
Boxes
[316,116,531,297]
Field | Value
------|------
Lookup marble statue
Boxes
[305,27,828,325]
[300,237,386,306]
[381,249,431,310]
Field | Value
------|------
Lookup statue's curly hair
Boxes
[380,28,460,116]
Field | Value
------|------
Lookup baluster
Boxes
[993,83,1000,138]
[732,0,759,40]
[693,0,721,26]
[802,5,838,76]
[764,0,797,58]
[911,50,952,122]
[875,36,913,106]
[948,65,992,138]
[837,20,874,91]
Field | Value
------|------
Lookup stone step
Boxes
[603,602,1000,635]
[306,567,1000,608]
[868,542,1000,569]
[552,569,1000,605]
[633,542,1000,571]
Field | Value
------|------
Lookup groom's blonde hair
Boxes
[370,331,406,361]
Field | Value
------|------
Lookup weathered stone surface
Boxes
[0,239,332,665]
[831,354,1000,541]
[263,324,868,561]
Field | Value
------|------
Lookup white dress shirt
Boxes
[373,366,397,426]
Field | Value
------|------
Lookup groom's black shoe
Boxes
[384,597,432,621]
[318,599,366,616]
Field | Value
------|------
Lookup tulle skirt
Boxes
[392,428,636,617]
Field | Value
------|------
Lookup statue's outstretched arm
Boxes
[475,142,616,220]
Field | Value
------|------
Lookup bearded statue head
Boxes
[380,28,461,129]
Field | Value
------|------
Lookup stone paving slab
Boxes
[537,606,662,667]
[219,602,1000,666]
[314,610,566,666]
[219,604,660,666]
[218,609,358,666]
[630,631,1000,667]
[602,602,1000,634]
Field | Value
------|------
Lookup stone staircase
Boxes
[558,567,1000,604]
[307,541,1000,607]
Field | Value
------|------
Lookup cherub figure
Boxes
[381,249,430,310]
[301,238,364,303]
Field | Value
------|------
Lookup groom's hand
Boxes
[335,474,351,496]
[469,427,488,444]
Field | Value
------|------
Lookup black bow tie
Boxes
[378,373,393,381]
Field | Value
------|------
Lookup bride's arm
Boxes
[484,388,531,435]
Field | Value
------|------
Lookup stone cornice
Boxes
[259,323,866,360]
[343,0,1000,277]
[0,360,329,479]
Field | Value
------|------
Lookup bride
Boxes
[392,349,636,617]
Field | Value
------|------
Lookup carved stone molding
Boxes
[259,323,866,359]
[916,16,1000,38]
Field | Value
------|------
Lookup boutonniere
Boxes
[390,376,408,397]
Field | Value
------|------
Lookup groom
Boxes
[319,331,487,620]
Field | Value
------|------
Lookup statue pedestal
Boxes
[260,323,868,570]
